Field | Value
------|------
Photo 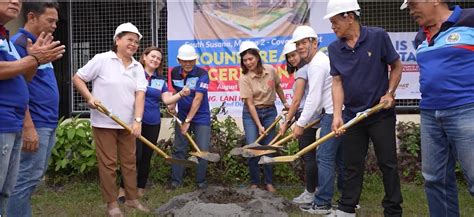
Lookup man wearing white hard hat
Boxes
[167,44,211,191]
[324,0,403,216]
[401,1,474,216]
[73,22,149,215]
[289,25,342,215]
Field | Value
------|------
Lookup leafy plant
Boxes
[273,138,301,184]
[396,121,423,184]
[48,116,97,183]
[148,139,173,184]
[207,103,249,184]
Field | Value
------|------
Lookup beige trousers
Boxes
[92,127,138,203]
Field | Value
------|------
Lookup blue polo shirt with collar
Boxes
[0,27,29,133]
[328,26,399,118]
[11,28,59,129]
[415,6,474,110]
[143,71,168,125]
[170,66,210,126]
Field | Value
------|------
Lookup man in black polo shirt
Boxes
[323,0,403,216]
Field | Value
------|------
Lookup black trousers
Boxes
[338,112,403,216]
[296,111,318,193]
[121,123,160,189]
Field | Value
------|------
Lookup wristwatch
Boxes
[387,89,396,97]
[184,118,192,124]
[134,117,142,123]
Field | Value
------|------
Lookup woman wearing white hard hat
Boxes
[238,41,289,193]
[278,41,319,204]
[73,22,150,216]
[116,46,190,202]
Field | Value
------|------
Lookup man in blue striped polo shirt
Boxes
[7,2,61,216]
[401,1,474,216]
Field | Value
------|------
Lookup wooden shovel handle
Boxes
[95,103,170,158]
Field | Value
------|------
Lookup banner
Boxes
[388,32,421,99]
[167,1,420,117]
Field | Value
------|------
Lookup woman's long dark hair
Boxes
[240,49,263,75]
[140,46,164,75]
[286,54,307,74]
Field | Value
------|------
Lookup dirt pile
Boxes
[155,186,295,216]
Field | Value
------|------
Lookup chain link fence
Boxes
[70,0,158,113]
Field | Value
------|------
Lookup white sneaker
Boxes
[334,210,356,217]
[292,189,314,204]
[300,204,332,215]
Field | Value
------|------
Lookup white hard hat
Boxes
[177,44,198,61]
[114,22,142,41]
[282,41,296,56]
[238,41,260,55]
[323,0,361,19]
[291,25,318,43]
[400,0,408,10]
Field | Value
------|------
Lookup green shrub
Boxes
[48,116,97,183]
[273,138,302,184]
[396,121,423,184]
[207,103,249,184]
[148,139,173,184]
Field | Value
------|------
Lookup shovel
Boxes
[94,103,198,167]
[258,102,388,164]
[229,113,285,156]
[167,111,221,162]
[242,118,321,158]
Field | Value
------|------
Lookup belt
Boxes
[255,104,274,109]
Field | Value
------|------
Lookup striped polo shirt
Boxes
[415,6,474,109]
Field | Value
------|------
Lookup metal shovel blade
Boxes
[242,149,277,158]
[229,147,244,156]
[258,155,298,164]
[164,157,198,167]
[188,156,199,164]
[190,151,221,162]
[241,142,261,149]
[245,144,283,150]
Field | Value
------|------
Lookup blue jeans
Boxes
[314,113,344,206]
[0,132,22,215]
[242,106,277,185]
[421,103,474,217]
[171,123,210,186]
[7,128,56,217]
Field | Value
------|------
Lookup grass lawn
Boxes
[31,175,473,216]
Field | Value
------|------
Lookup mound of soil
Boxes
[155,186,295,216]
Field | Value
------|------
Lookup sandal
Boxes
[106,207,123,217]
[266,184,277,193]
[124,200,150,213]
